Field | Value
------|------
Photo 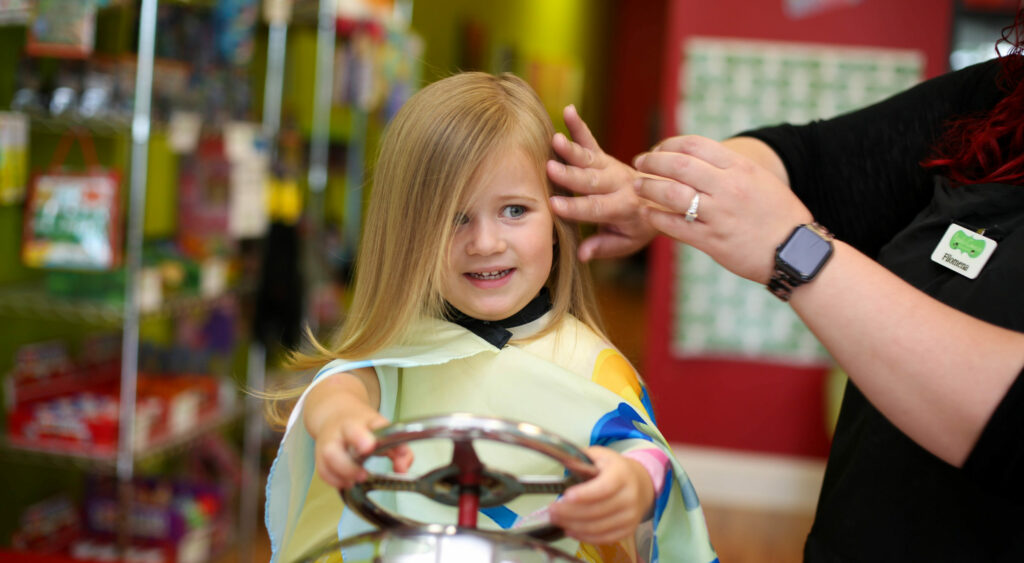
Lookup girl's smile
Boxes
[465,268,515,288]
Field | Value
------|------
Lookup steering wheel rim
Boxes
[340,413,597,542]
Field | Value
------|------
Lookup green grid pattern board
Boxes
[673,38,923,363]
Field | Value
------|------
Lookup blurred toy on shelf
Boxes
[8,474,232,563]
[21,126,122,271]
[5,338,235,459]
[82,475,230,563]
[10,495,81,555]
[25,0,98,59]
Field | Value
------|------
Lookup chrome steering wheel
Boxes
[340,413,598,543]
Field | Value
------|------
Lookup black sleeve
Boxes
[963,367,1024,503]
[739,60,1005,257]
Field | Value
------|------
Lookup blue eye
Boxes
[454,212,469,226]
[503,205,526,218]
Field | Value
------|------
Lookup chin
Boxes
[465,304,515,321]
[472,310,509,322]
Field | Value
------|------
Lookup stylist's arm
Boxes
[632,135,1024,467]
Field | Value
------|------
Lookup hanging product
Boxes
[25,0,98,59]
[21,128,122,270]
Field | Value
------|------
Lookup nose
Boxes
[465,218,507,256]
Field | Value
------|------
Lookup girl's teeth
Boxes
[470,269,509,280]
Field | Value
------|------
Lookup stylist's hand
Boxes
[548,105,658,261]
[634,135,813,284]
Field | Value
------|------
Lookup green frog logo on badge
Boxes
[950,230,985,258]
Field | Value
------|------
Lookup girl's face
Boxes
[442,148,554,321]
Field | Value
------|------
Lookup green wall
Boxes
[410,0,613,137]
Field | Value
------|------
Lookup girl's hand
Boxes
[549,446,654,545]
[548,105,658,261]
[634,135,813,284]
[304,373,413,490]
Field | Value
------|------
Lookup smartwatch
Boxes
[767,222,834,301]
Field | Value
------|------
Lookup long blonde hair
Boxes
[267,72,604,424]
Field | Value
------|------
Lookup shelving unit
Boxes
[3,404,242,471]
[2,0,423,559]
[284,0,421,335]
[0,287,238,325]
[0,1,269,560]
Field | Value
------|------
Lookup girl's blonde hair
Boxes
[267,72,604,424]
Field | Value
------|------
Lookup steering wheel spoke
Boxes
[516,474,584,495]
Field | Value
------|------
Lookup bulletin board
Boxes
[673,38,924,363]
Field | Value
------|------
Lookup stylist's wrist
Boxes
[767,222,835,302]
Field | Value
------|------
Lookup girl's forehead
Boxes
[461,149,544,200]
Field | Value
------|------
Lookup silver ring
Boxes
[684,193,700,223]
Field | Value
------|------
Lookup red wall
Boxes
[627,0,954,457]
[603,0,669,163]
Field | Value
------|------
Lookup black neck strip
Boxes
[444,287,552,349]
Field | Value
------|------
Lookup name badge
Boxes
[930,223,997,280]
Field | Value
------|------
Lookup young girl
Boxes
[264,72,717,563]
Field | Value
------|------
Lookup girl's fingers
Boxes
[319,445,366,489]
[558,505,634,544]
[389,444,414,473]
[343,423,377,455]
[562,474,617,505]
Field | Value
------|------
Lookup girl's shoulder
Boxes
[525,314,636,378]
[315,357,374,379]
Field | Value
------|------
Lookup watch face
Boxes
[778,226,833,279]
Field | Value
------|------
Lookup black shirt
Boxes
[744,59,1024,561]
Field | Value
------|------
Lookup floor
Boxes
[703,504,814,562]
[221,269,816,562]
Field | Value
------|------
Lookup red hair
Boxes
[923,8,1024,186]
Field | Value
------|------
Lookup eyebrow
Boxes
[459,190,543,211]
[494,192,542,204]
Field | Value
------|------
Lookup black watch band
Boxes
[767,269,802,301]
[768,222,834,302]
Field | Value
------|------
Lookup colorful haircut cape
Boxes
[265,315,717,563]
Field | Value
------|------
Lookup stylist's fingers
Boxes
[634,175,704,219]
[653,134,738,169]
[642,205,705,245]
[634,151,722,197]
